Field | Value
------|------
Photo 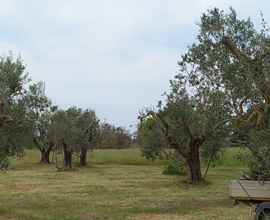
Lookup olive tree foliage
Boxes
[139,117,169,161]
[180,7,270,132]
[0,52,49,170]
[48,107,99,169]
[138,116,184,169]
[0,122,33,170]
[247,127,270,169]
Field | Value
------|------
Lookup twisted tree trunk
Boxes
[185,144,202,182]
[33,138,53,164]
[80,119,100,166]
[80,147,87,166]
[63,143,73,168]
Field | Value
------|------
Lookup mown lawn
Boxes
[0,148,253,220]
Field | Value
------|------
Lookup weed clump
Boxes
[162,164,187,175]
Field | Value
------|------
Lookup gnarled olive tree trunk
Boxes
[184,138,204,182]
[79,119,100,166]
[80,147,87,166]
[33,138,53,164]
[63,143,73,168]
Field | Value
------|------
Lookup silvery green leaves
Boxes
[178,7,270,131]
[0,52,49,170]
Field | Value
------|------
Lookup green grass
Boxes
[87,149,172,166]
[213,147,249,167]
[0,148,253,220]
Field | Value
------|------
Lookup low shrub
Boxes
[162,164,187,175]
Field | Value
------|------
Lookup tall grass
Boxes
[13,147,246,167]
[10,148,172,167]
[87,149,172,166]
[212,147,248,167]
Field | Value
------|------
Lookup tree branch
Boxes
[221,36,252,63]
[33,138,45,152]
[237,97,248,115]
[213,114,256,131]
[0,115,17,127]
[185,123,195,140]
[139,111,189,158]
[257,49,270,64]
[0,102,4,115]
[84,119,100,142]
[256,102,269,131]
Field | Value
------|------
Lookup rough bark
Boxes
[185,145,202,182]
[63,143,73,168]
[80,147,87,166]
[173,136,205,182]
[33,138,53,164]
[80,119,99,166]
[184,125,205,181]
[221,36,252,63]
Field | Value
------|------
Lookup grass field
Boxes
[0,148,254,220]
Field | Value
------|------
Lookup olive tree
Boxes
[139,90,223,182]
[139,7,269,181]
[33,106,58,164]
[179,7,270,177]
[48,107,99,168]
[48,109,70,168]
[77,108,99,166]
[0,52,49,170]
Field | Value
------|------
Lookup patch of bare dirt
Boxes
[0,217,18,220]
[129,214,190,220]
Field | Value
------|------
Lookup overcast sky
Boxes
[0,0,269,133]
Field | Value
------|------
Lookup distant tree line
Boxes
[97,123,132,149]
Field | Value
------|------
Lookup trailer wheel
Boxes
[258,208,270,220]
[255,203,270,220]
[259,173,270,182]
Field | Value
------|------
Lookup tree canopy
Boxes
[178,7,270,131]
[48,107,99,168]
[138,7,270,182]
[0,52,49,170]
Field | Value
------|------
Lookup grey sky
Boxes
[0,0,269,132]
